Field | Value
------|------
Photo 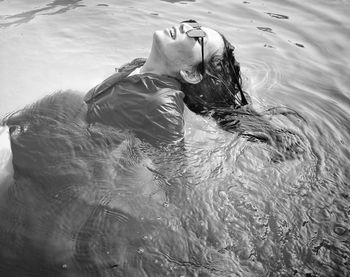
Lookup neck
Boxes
[140,45,174,77]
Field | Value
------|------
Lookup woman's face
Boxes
[152,22,225,74]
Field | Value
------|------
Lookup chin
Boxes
[152,30,166,51]
[153,30,164,43]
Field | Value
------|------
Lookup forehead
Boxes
[201,27,225,59]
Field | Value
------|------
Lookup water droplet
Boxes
[163,202,169,207]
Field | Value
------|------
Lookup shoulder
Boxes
[146,89,185,132]
[144,88,185,145]
[84,58,146,104]
[149,88,185,108]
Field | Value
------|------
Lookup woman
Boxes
[2,19,256,208]
[83,19,303,154]
[0,20,303,276]
[2,19,254,195]
[83,20,248,146]
[1,17,305,210]
[0,19,306,209]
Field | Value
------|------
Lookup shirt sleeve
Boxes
[143,88,185,145]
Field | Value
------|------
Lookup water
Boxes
[0,0,349,276]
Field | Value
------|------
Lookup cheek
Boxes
[168,43,200,66]
[154,34,201,68]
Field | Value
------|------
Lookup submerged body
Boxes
[0,88,237,276]
[0,20,309,277]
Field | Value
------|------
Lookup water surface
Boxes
[0,0,349,276]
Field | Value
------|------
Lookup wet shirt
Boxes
[84,58,185,145]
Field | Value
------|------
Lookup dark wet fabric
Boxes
[85,58,185,145]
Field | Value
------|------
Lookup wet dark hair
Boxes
[181,33,260,135]
[182,33,247,115]
[181,34,307,160]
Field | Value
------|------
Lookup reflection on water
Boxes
[265,13,289,20]
[257,26,274,34]
[0,0,85,28]
[160,0,196,3]
[0,0,350,276]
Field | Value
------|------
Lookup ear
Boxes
[180,69,203,84]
